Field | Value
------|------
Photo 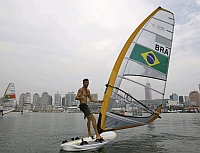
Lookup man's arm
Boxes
[88,90,103,103]
[75,89,83,100]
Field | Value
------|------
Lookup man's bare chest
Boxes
[82,89,89,97]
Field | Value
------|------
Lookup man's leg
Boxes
[87,118,93,137]
[87,114,102,139]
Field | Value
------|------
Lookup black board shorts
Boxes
[79,104,92,119]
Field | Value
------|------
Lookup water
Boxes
[0,113,199,153]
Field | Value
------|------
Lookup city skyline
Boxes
[1,87,199,112]
[1,1,200,100]
[12,84,200,105]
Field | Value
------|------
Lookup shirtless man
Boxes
[75,78,103,141]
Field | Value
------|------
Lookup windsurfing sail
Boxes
[21,92,32,114]
[97,7,175,132]
[1,83,16,115]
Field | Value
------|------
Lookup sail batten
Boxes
[98,7,174,132]
[118,76,164,95]
[141,28,172,44]
[152,19,174,26]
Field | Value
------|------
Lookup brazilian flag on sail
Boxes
[130,44,169,74]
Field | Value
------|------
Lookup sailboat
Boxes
[1,83,16,116]
[60,6,175,151]
[21,92,32,115]
[97,6,174,133]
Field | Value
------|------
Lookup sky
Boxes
[1,0,200,101]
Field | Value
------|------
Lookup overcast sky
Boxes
[1,0,200,100]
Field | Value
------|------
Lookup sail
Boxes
[2,83,16,115]
[97,7,174,132]
[22,92,32,113]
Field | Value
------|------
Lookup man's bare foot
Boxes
[88,133,93,137]
[96,136,103,140]
[95,136,104,143]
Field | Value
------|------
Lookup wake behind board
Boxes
[60,131,117,151]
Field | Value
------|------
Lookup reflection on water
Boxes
[146,122,156,132]
[0,113,200,153]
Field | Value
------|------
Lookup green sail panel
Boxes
[130,44,169,74]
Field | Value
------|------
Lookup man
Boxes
[75,78,103,141]
[0,104,4,116]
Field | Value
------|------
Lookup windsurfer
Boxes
[20,108,23,115]
[0,104,3,116]
[75,78,103,141]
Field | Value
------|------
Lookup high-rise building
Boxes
[65,92,76,107]
[54,92,61,106]
[189,91,200,106]
[48,95,52,105]
[198,84,200,92]
[62,97,65,106]
[41,92,49,111]
[179,96,184,104]
[145,83,152,100]
[33,93,40,111]
[170,93,178,101]
[19,93,25,107]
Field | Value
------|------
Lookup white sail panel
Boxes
[144,18,173,40]
[25,93,31,103]
[123,60,167,80]
[153,10,174,25]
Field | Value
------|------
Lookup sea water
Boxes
[0,112,199,153]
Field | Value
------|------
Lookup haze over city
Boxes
[1,0,200,99]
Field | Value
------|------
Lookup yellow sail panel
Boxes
[98,7,174,132]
